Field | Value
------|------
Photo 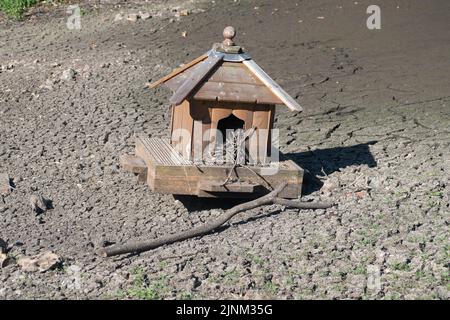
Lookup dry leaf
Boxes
[17,251,61,273]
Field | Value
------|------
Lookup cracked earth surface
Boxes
[0,0,449,299]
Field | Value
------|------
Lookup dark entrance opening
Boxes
[217,114,245,143]
[216,114,245,164]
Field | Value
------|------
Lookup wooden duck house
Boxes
[121,27,304,198]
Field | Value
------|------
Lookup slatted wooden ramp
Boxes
[120,135,304,199]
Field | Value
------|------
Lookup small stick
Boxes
[101,183,334,257]
[273,197,333,209]
[102,183,287,257]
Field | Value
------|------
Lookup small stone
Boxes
[37,252,61,272]
[181,31,187,38]
[60,68,76,81]
[139,12,151,20]
[30,193,48,214]
[179,9,190,16]
[126,13,138,22]
[114,13,123,21]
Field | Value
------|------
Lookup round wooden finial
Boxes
[223,26,236,46]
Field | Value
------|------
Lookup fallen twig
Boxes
[273,197,333,209]
[101,182,334,257]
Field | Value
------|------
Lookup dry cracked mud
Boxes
[0,0,449,299]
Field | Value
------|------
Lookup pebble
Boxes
[126,13,138,22]
[60,68,76,81]
[114,13,123,21]
[139,12,151,20]
[30,193,48,214]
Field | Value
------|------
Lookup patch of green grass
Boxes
[246,252,264,265]
[177,291,194,300]
[118,267,170,300]
[385,292,402,300]
[0,0,68,19]
[222,269,239,285]
[319,269,331,277]
[354,265,367,275]
[355,226,382,247]
[127,275,169,300]
[414,270,426,280]
[391,262,411,272]
[443,270,450,283]
[427,191,444,198]
[283,274,295,286]
[0,0,41,19]
[262,280,278,296]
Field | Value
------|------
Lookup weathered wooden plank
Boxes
[193,82,282,104]
[152,161,302,198]
[171,104,183,149]
[169,54,224,105]
[221,62,245,68]
[192,120,203,162]
[207,65,262,85]
[198,181,256,193]
[155,161,303,179]
[267,105,276,162]
[243,59,303,111]
[171,100,192,157]
[252,106,271,164]
[190,101,213,162]
[164,62,201,91]
[136,136,190,166]
[232,108,253,129]
[209,108,232,157]
[180,101,193,159]
[165,63,263,91]
[132,137,303,198]
[149,54,208,89]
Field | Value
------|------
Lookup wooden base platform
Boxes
[120,136,304,199]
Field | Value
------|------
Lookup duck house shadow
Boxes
[175,141,377,211]
[282,141,378,195]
